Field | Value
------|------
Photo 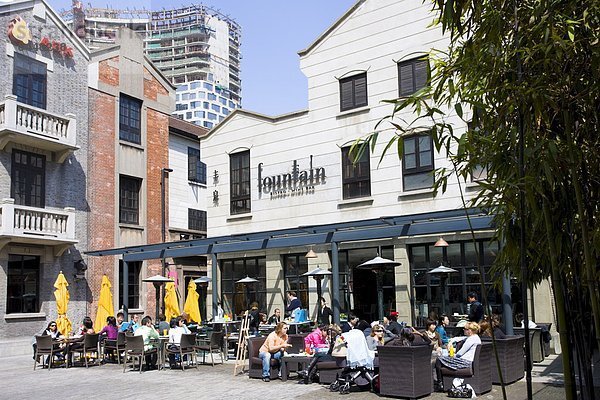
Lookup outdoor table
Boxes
[285,321,312,334]
[280,353,313,382]
[151,336,169,370]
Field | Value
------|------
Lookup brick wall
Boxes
[144,67,168,101]
[99,57,120,87]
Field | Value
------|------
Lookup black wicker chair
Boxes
[195,330,224,366]
[122,334,157,373]
[482,335,525,384]
[441,342,492,395]
[33,335,63,370]
[378,344,433,398]
[248,336,279,379]
[165,333,198,371]
[103,331,127,364]
[513,328,544,363]
[68,333,100,368]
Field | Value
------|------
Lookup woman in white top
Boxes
[167,316,191,367]
[434,322,482,391]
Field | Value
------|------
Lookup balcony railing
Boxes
[0,95,79,163]
[0,199,77,253]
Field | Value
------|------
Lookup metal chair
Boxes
[122,334,157,373]
[195,330,224,366]
[103,331,127,364]
[33,335,61,370]
[69,333,100,368]
[165,333,198,371]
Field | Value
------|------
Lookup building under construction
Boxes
[63,2,241,129]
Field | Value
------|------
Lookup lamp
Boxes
[305,246,318,259]
[302,266,332,324]
[142,275,174,321]
[434,237,449,247]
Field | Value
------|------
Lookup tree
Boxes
[354,1,600,398]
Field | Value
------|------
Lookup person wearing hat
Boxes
[387,312,403,336]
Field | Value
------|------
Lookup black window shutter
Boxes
[340,79,354,111]
[414,60,428,91]
[354,75,367,107]
[399,63,415,96]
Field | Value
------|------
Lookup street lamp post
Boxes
[302,266,332,324]
[160,167,173,313]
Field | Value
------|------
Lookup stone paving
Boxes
[2,354,572,400]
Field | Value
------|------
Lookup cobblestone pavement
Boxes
[2,355,568,400]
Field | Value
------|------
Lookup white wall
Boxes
[203,0,471,237]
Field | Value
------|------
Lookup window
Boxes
[211,104,220,112]
[203,121,213,129]
[118,260,141,309]
[203,102,210,109]
[181,93,190,101]
[176,84,188,92]
[222,108,230,116]
[220,257,266,316]
[119,175,141,224]
[402,134,434,191]
[208,93,217,101]
[230,150,250,215]
[339,72,367,111]
[207,112,217,120]
[194,111,205,119]
[283,254,309,313]
[119,94,142,144]
[203,82,213,90]
[188,208,207,231]
[341,146,371,199]
[190,82,201,89]
[175,103,188,111]
[398,57,429,96]
[188,147,206,184]
[185,112,192,119]
[6,255,40,314]
[13,53,47,109]
[219,97,227,105]
[11,150,45,208]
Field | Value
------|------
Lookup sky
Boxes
[46,0,357,116]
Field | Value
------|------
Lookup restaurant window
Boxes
[398,57,429,97]
[409,240,501,326]
[6,255,40,314]
[220,257,266,316]
[230,150,250,215]
[188,208,206,232]
[341,146,371,199]
[339,72,367,112]
[119,94,142,144]
[13,53,47,109]
[118,260,141,309]
[188,147,206,184]
[11,149,45,208]
[119,175,141,224]
[282,255,309,314]
[402,134,434,191]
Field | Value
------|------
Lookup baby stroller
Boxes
[329,329,378,394]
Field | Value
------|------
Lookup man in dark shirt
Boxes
[285,291,302,317]
[387,312,403,336]
[467,292,484,322]
[268,308,281,325]
[341,313,359,333]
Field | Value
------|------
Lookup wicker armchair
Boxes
[68,333,100,368]
[378,344,433,398]
[122,335,157,373]
[103,331,127,364]
[441,342,492,395]
[482,335,525,384]
[513,328,544,363]
[248,336,279,379]
[165,333,198,371]
[195,330,224,366]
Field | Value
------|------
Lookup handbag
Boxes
[447,383,473,398]
[331,340,347,357]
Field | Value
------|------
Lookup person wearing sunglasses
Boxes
[366,324,385,351]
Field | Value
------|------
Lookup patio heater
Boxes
[194,276,212,321]
[235,276,258,312]
[427,265,458,315]
[302,266,332,324]
[142,275,173,321]
[356,256,401,321]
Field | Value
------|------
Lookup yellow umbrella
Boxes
[183,280,201,323]
[94,275,114,332]
[53,271,72,336]
[164,281,180,321]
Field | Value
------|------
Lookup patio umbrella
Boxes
[183,280,201,323]
[53,271,72,336]
[93,275,114,332]
[164,281,180,321]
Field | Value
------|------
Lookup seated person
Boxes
[98,316,119,343]
[167,316,190,367]
[116,312,125,330]
[157,314,170,335]
[258,313,268,326]
[119,314,140,333]
[436,314,450,346]
[32,321,64,360]
[366,324,385,351]
[387,312,403,336]
[258,321,292,382]
[341,313,359,333]
[268,308,281,325]
[434,322,482,391]
[299,324,341,384]
[479,316,507,339]
[134,316,160,369]
[424,319,442,353]
[68,316,95,359]
[516,312,537,329]
[386,326,432,347]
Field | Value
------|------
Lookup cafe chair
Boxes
[377,344,433,398]
[248,336,279,379]
[195,330,224,366]
[482,335,525,384]
[103,331,127,365]
[34,335,62,370]
[122,334,156,373]
[441,342,493,395]
[166,333,198,371]
[69,333,100,368]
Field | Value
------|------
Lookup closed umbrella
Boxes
[53,271,72,336]
[183,280,201,323]
[94,275,114,332]
[164,281,180,321]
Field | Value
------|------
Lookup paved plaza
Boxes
[1,353,574,400]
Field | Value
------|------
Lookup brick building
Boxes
[0,0,89,338]
[87,28,174,320]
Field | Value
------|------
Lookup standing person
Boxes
[341,313,359,333]
[467,292,484,322]
[134,316,160,370]
[268,308,282,325]
[319,297,333,325]
[285,291,302,318]
[248,302,261,335]
[436,314,450,346]
[434,322,482,391]
[258,321,292,382]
